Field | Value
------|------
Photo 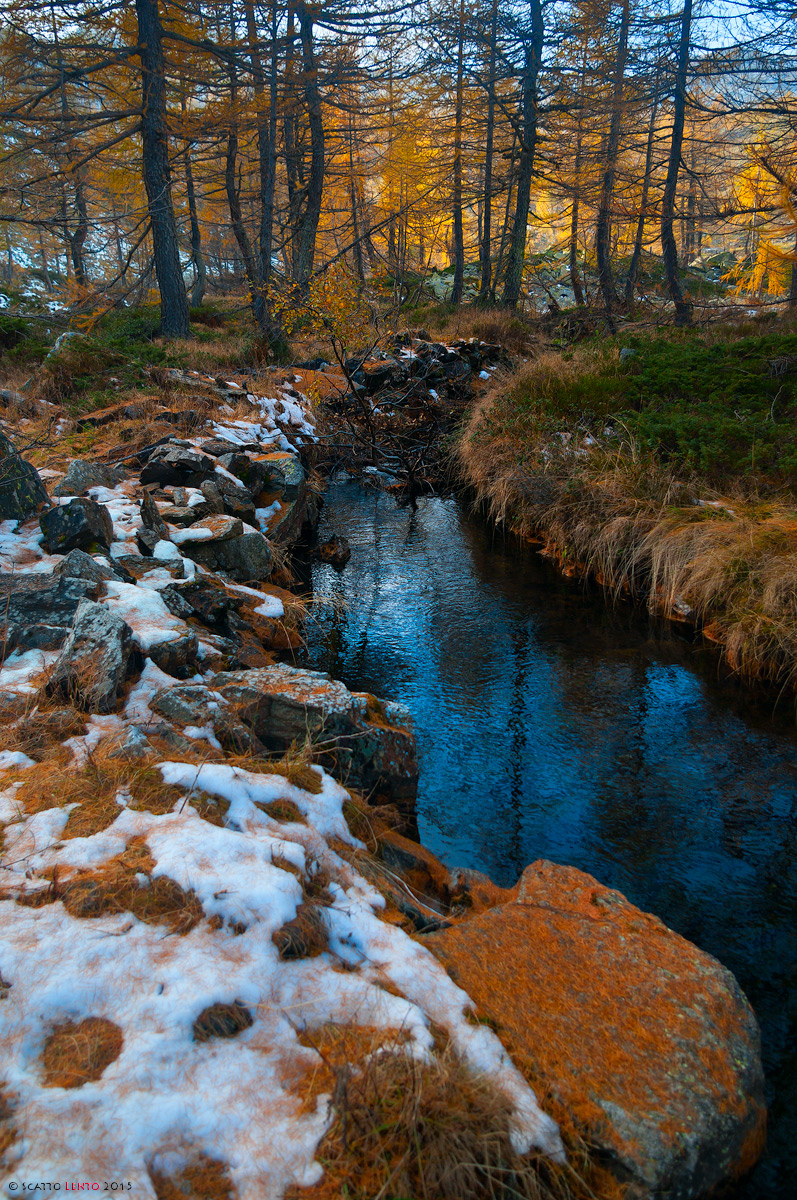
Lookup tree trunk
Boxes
[660,0,693,326]
[478,0,498,304]
[223,18,260,300]
[293,3,325,286]
[595,0,630,329]
[625,72,660,305]
[180,88,206,308]
[53,11,89,286]
[451,0,465,304]
[135,0,189,336]
[502,0,544,309]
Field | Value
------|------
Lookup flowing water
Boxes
[301,476,797,1196]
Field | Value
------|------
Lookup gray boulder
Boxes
[185,530,272,582]
[0,429,49,520]
[211,664,418,803]
[49,599,134,712]
[151,684,261,754]
[39,497,114,554]
[0,570,100,653]
[108,726,155,762]
[147,630,199,679]
[139,446,215,487]
[136,488,170,555]
[56,548,125,585]
[53,460,124,496]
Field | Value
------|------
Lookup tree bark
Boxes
[293,2,325,286]
[502,0,543,309]
[625,71,659,305]
[660,0,693,326]
[595,0,630,329]
[451,0,465,304]
[135,0,189,336]
[180,88,206,308]
[478,0,499,304]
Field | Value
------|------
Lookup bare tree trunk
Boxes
[180,87,206,308]
[348,102,365,284]
[53,9,89,286]
[661,0,693,326]
[451,0,465,303]
[478,0,498,304]
[625,72,660,305]
[223,18,259,299]
[595,0,630,329]
[135,0,189,336]
[502,0,543,309]
[293,2,325,285]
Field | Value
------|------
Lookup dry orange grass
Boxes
[41,1017,123,1088]
[149,1155,235,1200]
[288,1043,605,1200]
[14,752,189,830]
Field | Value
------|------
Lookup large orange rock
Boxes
[424,859,766,1200]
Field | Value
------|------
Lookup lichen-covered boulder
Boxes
[185,529,272,582]
[0,429,49,520]
[53,459,124,496]
[210,664,418,804]
[425,860,767,1200]
[39,497,114,554]
[49,599,134,712]
[0,570,100,653]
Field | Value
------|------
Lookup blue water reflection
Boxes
[302,479,797,1195]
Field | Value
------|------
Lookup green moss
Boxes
[506,328,797,486]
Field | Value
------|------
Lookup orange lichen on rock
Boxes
[424,859,766,1199]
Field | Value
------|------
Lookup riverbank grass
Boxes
[459,320,797,693]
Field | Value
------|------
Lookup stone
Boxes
[211,665,418,804]
[174,514,243,542]
[0,429,50,520]
[108,726,155,762]
[113,554,184,583]
[161,578,231,627]
[200,439,244,458]
[186,530,272,582]
[217,452,272,497]
[0,571,100,653]
[315,535,351,567]
[424,860,767,1200]
[53,460,124,496]
[139,445,215,487]
[39,497,114,554]
[151,684,261,754]
[257,452,305,500]
[140,487,170,535]
[199,480,225,514]
[147,630,198,679]
[159,505,204,527]
[49,599,134,712]
[56,548,125,585]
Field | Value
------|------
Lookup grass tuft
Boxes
[41,1017,123,1088]
[289,1044,612,1200]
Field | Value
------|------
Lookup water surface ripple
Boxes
[302,478,797,1196]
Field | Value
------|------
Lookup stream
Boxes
[301,476,797,1197]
